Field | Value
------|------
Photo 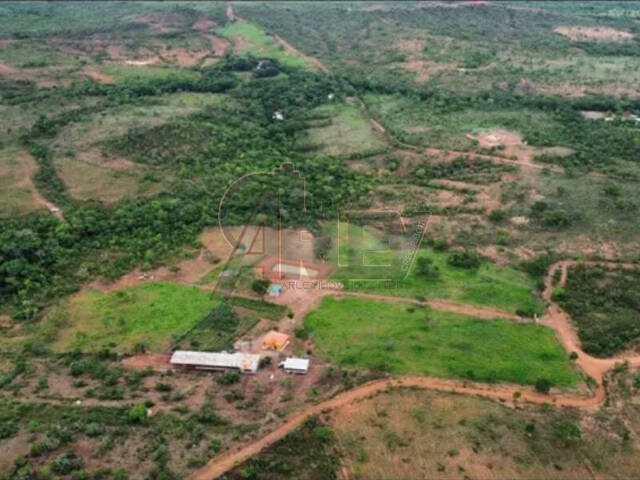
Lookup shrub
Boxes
[251,279,270,295]
[216,371,240,385]
[488,209,506,222]
[127,404,147,424]
[447,251,482,270]
[414,256,440,280]
[535,378,553,394]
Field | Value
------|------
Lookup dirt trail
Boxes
[14,152,64,220]
[272,33,329,73]
[226,3,240,22]
[189,260,640,480]
[189,374,602,480]
[335,290,522,321]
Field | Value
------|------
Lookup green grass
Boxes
[305,297,580,387]
[325,221,541,314]
[49,282,215,352]
[216,21,312,69]
[299,103,388,157]
[102,65,201,84]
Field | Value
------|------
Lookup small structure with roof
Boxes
[268,284,283,297]
[170,350,261,374]
[280,357,310,374]
[263,331,290,351]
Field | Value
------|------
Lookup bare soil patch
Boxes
[131,11,186,32]
[0,62,17,75]
[204,34,230,57]
[121,353,172,370]
[554,26,634,42]
[581,110,607,120]
[82,67,115,84]
[192,18,217,31]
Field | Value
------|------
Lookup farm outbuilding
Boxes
[170,350,261,374]
[263,331,290,351]
[280,357,310,374]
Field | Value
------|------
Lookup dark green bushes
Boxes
[557,266,640,357]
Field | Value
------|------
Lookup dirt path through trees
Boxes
[189,260,640,480]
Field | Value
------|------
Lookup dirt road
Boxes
[189,260,640,480]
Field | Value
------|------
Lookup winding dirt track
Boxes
[190,260,640,480]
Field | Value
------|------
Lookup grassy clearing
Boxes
[0,146,42,218]
[298,103,388,157]
[216,21,312,69]
[54,157,163,204]
[305,296,578,387]
[101,65,201,84]
[48,282,215,352]
[325,221,541,314]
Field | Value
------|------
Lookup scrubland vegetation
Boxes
[2,1,640,478]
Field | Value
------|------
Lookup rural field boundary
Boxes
[189,259,640,480]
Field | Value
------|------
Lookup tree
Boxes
[415,256,440,280]
[535,378,552,394]
[251,278,270,295]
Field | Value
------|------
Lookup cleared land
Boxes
[298,103,388,157]
[304,296,579,386]
[47,282,214,352]
[216,21,312,69]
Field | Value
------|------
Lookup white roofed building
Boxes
[170,350,261,374]
[280,357,310,374]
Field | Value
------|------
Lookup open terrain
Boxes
[2,2,640,480]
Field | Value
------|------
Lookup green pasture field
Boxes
[47,282,215,352]
[216,22,312,69]
[304,296,580,387]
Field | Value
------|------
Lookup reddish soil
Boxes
[82,67,115,84]
[0,62,17,75]
[121,353,172,371]
[554,26,634,42]
[193,19,217,32]
[189,260,640,480]
[203,35,230,57]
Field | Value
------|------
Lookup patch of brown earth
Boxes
[0,315,12,329]
[122,353,171,371]
[0,62,17,75]
[131,11,186,32]
[397,39,424,54]
[82,67,115,84]
[192,18,217,31]
[204,34,230,57]
[581,110,607,120]
[76,149,136,170]
[554,26,634,42]
[437,189,464,208]
[477,245,510,265]
[401,59,451,83]
[159,45,211,67]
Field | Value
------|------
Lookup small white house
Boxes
[272,110,284,121]
[280,357,310,374]
[170,350,261,374]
